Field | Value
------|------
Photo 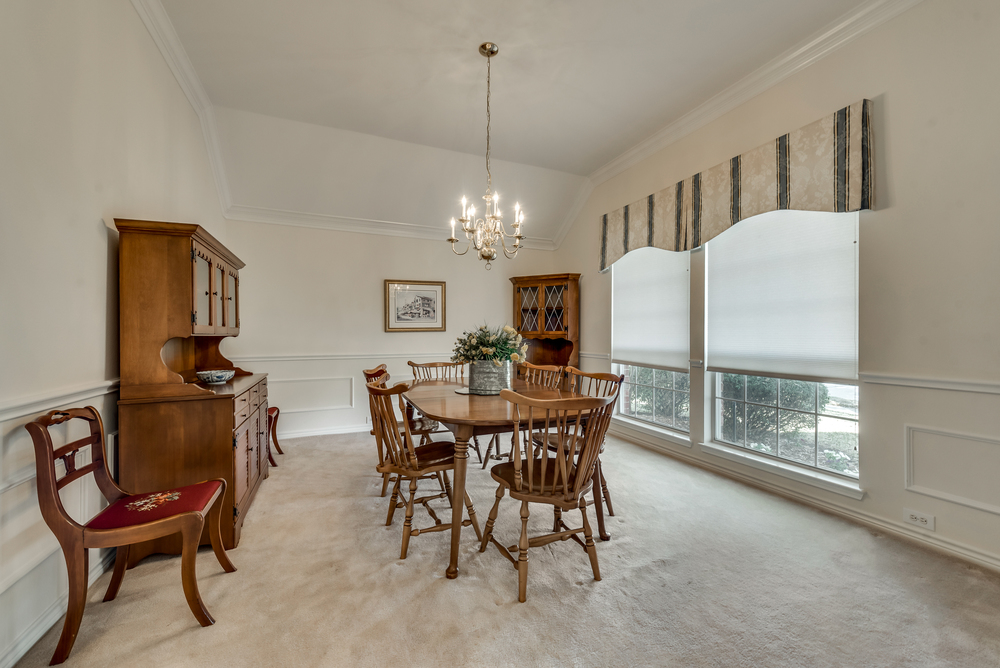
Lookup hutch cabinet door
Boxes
[518,285,540,334]
[192,242,215,334]
[258,400,269,474]
[542,283,567,334]
[234,419,251,507]
[214,261,227,333]
[226,266,240,335]
[248,411,260,485]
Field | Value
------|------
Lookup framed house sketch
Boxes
[384,280,446,332]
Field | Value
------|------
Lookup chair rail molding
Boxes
[0,379,120,424]
[588,0,926,185]
[859,372,1000,395]
[579,352,611,360]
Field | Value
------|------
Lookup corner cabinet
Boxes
[115,219,265,566]
[510,273,580,368]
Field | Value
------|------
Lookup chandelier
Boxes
[448,42,525,270]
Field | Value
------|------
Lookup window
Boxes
[618,364,690,433]
[715,373,858,478]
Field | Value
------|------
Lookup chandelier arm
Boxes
[450,238,472,256]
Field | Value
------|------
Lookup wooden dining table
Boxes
[403,378,608,580]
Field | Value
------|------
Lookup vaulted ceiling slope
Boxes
[147,0,916,245]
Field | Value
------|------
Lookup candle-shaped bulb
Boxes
[493,192,498,202]
[515,202,520,214]
[450,218,455,236]
[468,205,475,219]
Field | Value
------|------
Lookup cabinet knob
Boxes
[213,291,218,296]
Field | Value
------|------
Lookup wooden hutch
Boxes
[116,219,268,565]
[510,273,581,368]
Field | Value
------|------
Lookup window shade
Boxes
[612,246,690,372]
[705,210,858,382]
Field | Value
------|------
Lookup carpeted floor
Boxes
[16,432,1000,667]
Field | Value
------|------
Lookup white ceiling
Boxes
[160,0,866,177]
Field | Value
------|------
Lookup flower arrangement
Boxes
[451,324,529,366]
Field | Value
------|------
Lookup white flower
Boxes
[511,353,520,362]
[492,359,502,367]
[502,325,516,335]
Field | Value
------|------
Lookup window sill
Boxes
[611,415,692,448]
[699,441,865,500]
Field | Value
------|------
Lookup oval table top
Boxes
[402,379,582,427]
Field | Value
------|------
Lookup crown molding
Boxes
[225,203,556,250]
[131,0,233,211]
[588,0,926,186]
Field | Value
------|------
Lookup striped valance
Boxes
[599,99,873,271]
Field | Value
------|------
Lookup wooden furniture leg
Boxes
[180,517,214,627]
[591,460,611,541]
[52,539,87,665]
[269,407,284,455]
[448,425,474,579]
[104,545,130,602]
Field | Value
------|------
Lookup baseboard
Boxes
[613,429,1000,575]
[278,424,369,440]
[1,549,116,668]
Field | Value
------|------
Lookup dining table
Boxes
[402,377,610,580]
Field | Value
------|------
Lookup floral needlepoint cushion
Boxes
[86,480,222,530]
[125,491,182,512]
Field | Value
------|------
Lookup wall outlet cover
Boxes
[904,508,935,531]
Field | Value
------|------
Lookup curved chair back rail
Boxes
[517,362,564,389]
[24,406,236,665]
[408,360,465,381]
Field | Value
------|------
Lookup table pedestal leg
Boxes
[448,425,473,579]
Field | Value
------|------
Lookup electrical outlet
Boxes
[904,509,935,531]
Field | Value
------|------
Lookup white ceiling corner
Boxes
[587,0,926,185]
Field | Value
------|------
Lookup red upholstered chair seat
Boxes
[87,480,223,530]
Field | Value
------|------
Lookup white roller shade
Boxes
[705,210,858,381]
[612,246,690,372]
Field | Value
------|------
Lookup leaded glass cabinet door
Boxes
[519,286,540,333]
[543,284,566,333]
[214,263,226,332]
[192,242,214,334]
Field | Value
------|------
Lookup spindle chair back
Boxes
[518,362,564,389]
[408,360,464,381]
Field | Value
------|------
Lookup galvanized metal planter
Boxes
[468,359,512,395]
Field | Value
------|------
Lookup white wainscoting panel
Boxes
[268,376,354,413]
[905,425,1000,516]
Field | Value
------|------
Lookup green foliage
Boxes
[451,324,528,364]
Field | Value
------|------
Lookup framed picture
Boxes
[384,280,446,332]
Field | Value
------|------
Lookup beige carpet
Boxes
[16,432,1000,667]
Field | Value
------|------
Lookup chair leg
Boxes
[380,472,392,497]
[600,461,614,516]
[553,507,562,533]
[270,410,284,455]
[103,544,130,602]
[517,500,530,603]
[400,477,418,559]
[441,470,453,507]
[208,493,237,573]
[470,436,483,463]
[386,477,402,526]
[480,485,505,552]
[580,498,602,582]
[591,462,611,541]
[480,436,495,470]
[268,439,278,467]
[180,518,214,627]
[50,541,88,665]
[464,490,482,541]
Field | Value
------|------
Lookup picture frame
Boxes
[384,280,446,332]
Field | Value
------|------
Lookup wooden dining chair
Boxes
[266,406,283,467]
[407,361,484,463]
[366,380,481,558]
[517,362,564,388]
[407,360,464,381]
[364,364,440,450]
[564,367,624,541]
[24,407,237,665]
[480,390,616,602]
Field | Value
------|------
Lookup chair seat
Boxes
[378,440,458,476]
[86,480,222,530]
[489,460,590,501]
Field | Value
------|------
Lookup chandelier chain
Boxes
[485,54,491,192]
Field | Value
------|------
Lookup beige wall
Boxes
[220,220,554,437]
[555,0,1000,566]
[0,1,228,664]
